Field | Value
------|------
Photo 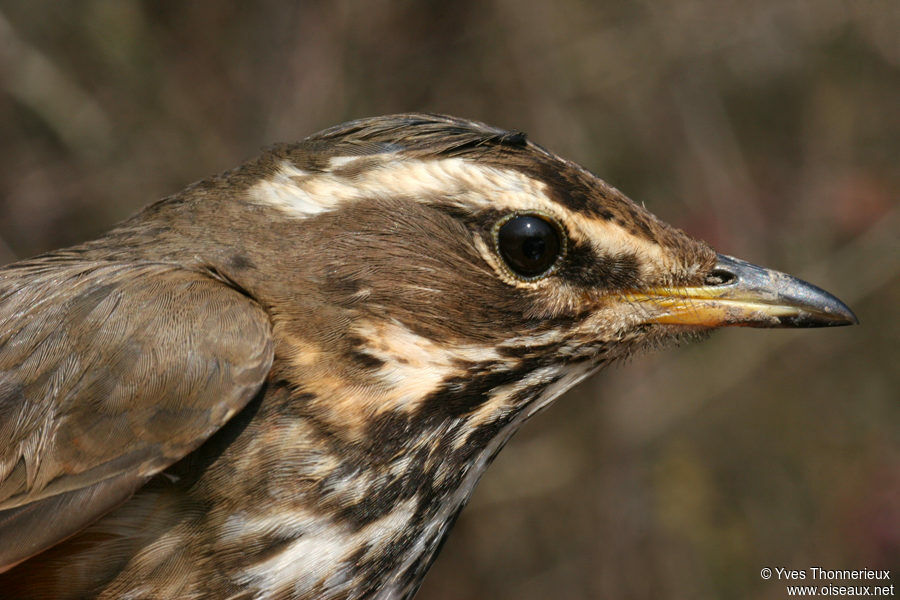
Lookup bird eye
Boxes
[494,213,564,280]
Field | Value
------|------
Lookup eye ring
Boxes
[491,211,567,281]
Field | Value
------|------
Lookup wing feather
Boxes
[0,261,274,570]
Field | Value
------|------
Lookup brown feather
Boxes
[0,262,274,571]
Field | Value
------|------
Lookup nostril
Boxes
[705,268,736,286]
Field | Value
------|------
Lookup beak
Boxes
[628,254,858,328]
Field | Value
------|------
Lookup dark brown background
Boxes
[0,2,897,598]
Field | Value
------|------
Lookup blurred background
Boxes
[0,1,896,598]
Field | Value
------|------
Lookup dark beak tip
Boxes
[713,253,859,329]
[802,287,859,328]
[787,309,858,328]
[833,306,859,327]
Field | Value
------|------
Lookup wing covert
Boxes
[0,261,274,570]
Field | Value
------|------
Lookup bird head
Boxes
[3,114,856,598]
[136,113,856,450]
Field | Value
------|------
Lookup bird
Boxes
[0,114,856,599]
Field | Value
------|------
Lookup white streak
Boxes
[251,156,559,221]
[250,162,339,217]
[356,320,502,414]
[236,499,419,599]
[328,155,371,168]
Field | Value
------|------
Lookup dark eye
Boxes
[495,214,564,279]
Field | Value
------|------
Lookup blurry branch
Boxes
[674,73,766,259]
[0,10,112,157]
[801,207,900,301]
[0,232,16,265]
[609,204,900,445]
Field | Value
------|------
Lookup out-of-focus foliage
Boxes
[0,2,896,598]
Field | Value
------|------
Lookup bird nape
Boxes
[0,114,855,599]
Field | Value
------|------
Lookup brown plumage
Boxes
[0,114,856,599]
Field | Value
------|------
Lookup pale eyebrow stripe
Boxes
[250,156,555,218]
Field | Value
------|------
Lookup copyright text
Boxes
[760,567,893,597]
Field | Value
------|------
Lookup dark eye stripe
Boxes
[561,242,640,289]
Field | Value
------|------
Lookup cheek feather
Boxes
[277,319,510,438]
